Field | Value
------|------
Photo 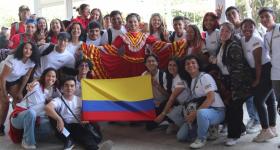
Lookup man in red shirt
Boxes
[10,5,31,39]
[9,19,36,49]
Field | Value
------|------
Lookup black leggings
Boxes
[227,98,246,138]
[49,117,99,150]
[253,63,277,129]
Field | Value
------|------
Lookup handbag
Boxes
[182,96,206,117]
[182,73,207,117]
[60,96,103,143]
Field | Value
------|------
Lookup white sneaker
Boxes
[253,129,275,143]
[246,123,261,134]
[270,126,278,137]
[166,124,178,134]
[219,125,227,136]
[225,138,238,146]
[246,119,255,129]
[207,125,219,140]
[99,140,113,150]
[21,140,36,149]
[241,131,246,136]
[190,138,206,149]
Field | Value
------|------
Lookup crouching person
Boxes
[45,76,112,150]
[9,68,59,149]
[177,55,225,149]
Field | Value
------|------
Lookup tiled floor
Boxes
[0,105,279,150]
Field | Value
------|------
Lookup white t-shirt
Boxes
[174,32,187,42]
[51,95,82,124]
[100,26,127,45]
[142,69,167,103]
[66,41,83,55]
[264,24,280,80]
[2,55,35,82]
[216,47,229,75]
[241,33,271,68]
[86,36,102,46]
[75,77,82,97]
[205,29,220,56]
[16,82,59,116]
[34,47,75,78]
[191,73,224,108]
[166,74,191,104]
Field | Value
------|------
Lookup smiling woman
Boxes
[0,42,39,136]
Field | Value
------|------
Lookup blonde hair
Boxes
[149,13,167,35]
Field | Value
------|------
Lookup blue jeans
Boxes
[246,96,260,124]
[177,107,225,141]
[177,123,197,142]
[11,109,52,145]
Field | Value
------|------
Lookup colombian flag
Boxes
[81,75,156,121]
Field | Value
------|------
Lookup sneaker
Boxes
[241,131,247,136]
[190,138,206,149]
[253,129,275,143]
[246,123,261,134]
[246,119,255,129]
[166,123,178,134]
[219,125,227,136]
[225,138,238,146]
[21,140,36,149]
[145,121,158,131]
[64,138,75,150]
[270,126,278,137]
[0,125,4,136]
[207,125,219,140]
[99,140,114,150]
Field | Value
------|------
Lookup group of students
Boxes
[0,3,279,150]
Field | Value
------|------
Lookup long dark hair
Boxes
[36,17,48,33]
[39,67,57,90]
[47,18,66,42]
[202,12,220,31]
[165,57,184,94]
[67,22,86,41]
[14,42,39,65]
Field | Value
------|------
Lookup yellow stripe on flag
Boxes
[81,75,153,101]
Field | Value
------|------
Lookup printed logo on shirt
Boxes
[58,60,65,63]
[205,84,212,89]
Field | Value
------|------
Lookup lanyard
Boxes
[191,72,204,98]
[265,25,276,57]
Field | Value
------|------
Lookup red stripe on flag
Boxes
[82,110,156,121]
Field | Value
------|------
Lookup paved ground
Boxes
[0,105,279,150]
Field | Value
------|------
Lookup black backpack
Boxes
[158,70,164,88]
[107,28,112,44]
[169,31,176,42]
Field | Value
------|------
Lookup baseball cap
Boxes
[19,5,30,12]
[57,32,71,40]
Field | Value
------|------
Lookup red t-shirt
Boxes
[9,34,34,49]
[71,16,90,29]
[10,22,25,40]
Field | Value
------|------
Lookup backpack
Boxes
[11,22,20,34]
[107,28,112,44]
[158,70,164,88]
[169,31,176,42]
